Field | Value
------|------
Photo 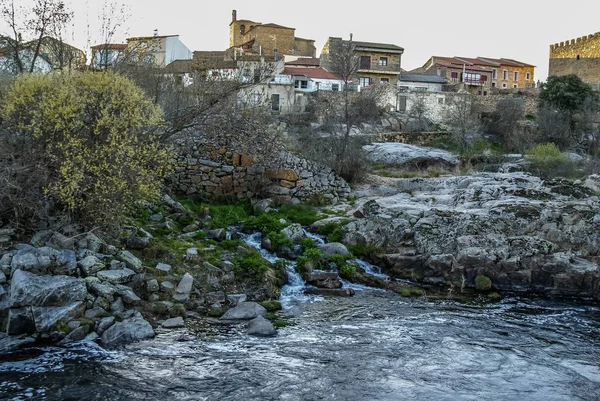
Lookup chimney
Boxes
[232,10,237,23]
[153,29,158,37]
[349,33,353,41]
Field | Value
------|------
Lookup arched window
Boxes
[240,24,246,35]
[577,55,580,60]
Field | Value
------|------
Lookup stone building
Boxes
[125,33,192,67]
[229,10,316,59]
[320,37,404,87]
[549,32,600,89]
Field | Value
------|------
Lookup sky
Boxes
[10,0,600,81]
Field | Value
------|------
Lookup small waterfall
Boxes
[304,230,325,245]
[354,259,389,279]
[240,232,315,307]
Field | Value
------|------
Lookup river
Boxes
[1,289,600,401]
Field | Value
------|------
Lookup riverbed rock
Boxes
[162,317,185,329]
[173,273,194,303]
[10,270,87,308]
[363,142,459,167]
[220,302,267,321]
[78,255,105,276]
[100,311,155,348]
[281,224,306,243]
[115,251,143,273]
[97,316,115,335]
[96,268,136,284]
[0,332,36,354]
[306,271,342,289]
[32,302,85,332]
[247,316,276,337]
[318,243,351,257]
[59,325,89,344]
[10,247,77,276]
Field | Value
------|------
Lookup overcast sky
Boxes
[14,0,600,81]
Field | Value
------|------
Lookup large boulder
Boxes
[96,268,136,284]
[318,243,351,257]
[10,269,87,308]
[10,247,77,276]
[220,302,267,321]
[280,224,306,243]
[31,302,85,332]
[363,143,459,168]
[247,316,276,337]
[305,271,342,289]
[100,311,155,348]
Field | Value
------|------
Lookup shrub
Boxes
[316,221,347,243]
[233,250,271,278]
[526,143,577,179]
[475,275,493,291]
[300,237,317,250]
[0,71,173,229]
[266,231,293,251]
[296,248,324,273]
[326,254,352,270]
[348,244,385,259]
[339,264,356,279]
[242,213,287,233]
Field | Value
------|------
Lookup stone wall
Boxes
[549,32,600,88]
[373,131,451,145]
[168,136,351,204]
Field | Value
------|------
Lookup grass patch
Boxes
[261,300,283,312]
[176,197,252,228]
[300,237,317,250]
[266,231,294,251]
[339,264,356,279]
[316,221,348,243]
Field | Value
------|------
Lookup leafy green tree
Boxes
[0,71,174,229]
[540,75,598,114]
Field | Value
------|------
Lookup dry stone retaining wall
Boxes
[168,137,351,204]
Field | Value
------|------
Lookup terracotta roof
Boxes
[91,43,127,50]
[285,58,320,66]
[166,59,193,74]
[431,56,493,72]
[283,66,340,80]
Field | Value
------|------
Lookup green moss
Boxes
[260,300,283,312]
[207,307,226,317]
[277,204,321,226]
[400,288,411,297]
[475,275,493,291]
[272,318,294,328]
[488,292,502,301]
[170,303,186,317]
[176,197,252,228]
[243,213,288,233]
[218,239,244,251]
[316,222,347,243]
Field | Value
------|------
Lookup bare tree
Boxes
[407,94,429,134]
[0,0,72,73]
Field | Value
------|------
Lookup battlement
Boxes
[550,32,600,59]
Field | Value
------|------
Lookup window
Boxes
[294,80,308,89]
[526,72,530,80]
[492,69,497,79]
[379,57,388,66]
[451,71,458,82]
[413,87,427,92]
[492,82,496,88]
[360,56,371,69]
[332,83,339,91]
[513,84,518,88]
[438,97,445,104]
[463,72,481,84]
[483,91,487,96]
[240,24,246,35]
[514,71,519,81]
[380,78,389,84]
[359,77,372,87]
[502,83,507,88]
[503,70,508,80]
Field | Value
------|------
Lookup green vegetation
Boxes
[233,250,271,278]
[260,300,283,312]
[266,231,294,251]
[326,254,352,270]
[243,213,288,233]
[540,74,599,114]
[348,244,385,259]
[296,248,325,273]
[475,275,493,292]
[207,307,226,317]
[170,303,186,317]
[177,197,252,228]
[0,71,174,229]
[300,237,317,250]
[488,292,502,301]
[316,221,347,243]
[526,143,578,179]
[339,264,356,279]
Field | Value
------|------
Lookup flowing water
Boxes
[2,234,600,400]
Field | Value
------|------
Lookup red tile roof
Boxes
[285,58,320,67]
[283,67,340,80]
